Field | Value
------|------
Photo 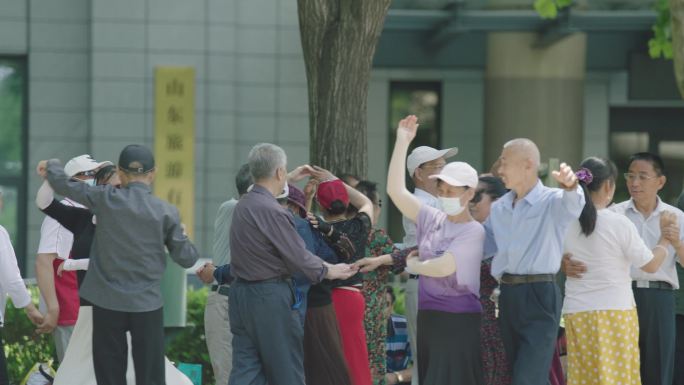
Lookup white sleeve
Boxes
[621,218,654,268]
[0,228,31,309]
[37,214,74,260]
[62,258,89,271]
[36,180,54,210]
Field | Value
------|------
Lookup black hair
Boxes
[474,176,507,203]
[628,152,665,176]
[384,286,395,304]
[235,163,253,196]
[95,165,116,186]
[348,180,380,215]
[340,173,360,185]
[577,157,618,236]
[327,200,348,216]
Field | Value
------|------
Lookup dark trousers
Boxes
[675,314,684,385]
[229,279,304,385]
[633,288,675,385]
[499,282,561,385]
[92,305,165,385]
[0,329,8,385]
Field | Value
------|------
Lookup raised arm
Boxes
[387,116,422,223]
[39,160,100,210]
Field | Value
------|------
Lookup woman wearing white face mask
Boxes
[384,115,485,385]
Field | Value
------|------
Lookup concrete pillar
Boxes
[484,32,587,170]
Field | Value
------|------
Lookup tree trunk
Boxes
[673,0,684,98]
[298,0,392,178]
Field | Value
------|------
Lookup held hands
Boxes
[660,212,680,248]
[288,165,314,183]
[196,262,217,284]
[353,255,386,273]
[309,166,336,183]
[324,262,357,280]
[551,163,579,191]
[396,115,419,143]
[36,308,59,334]
[561,253,587,279]
[24,303,44,327]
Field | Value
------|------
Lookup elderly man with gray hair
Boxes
[228,143,354,385]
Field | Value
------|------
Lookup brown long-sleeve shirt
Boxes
[229,184,327,283]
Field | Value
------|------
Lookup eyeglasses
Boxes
[75,170,96,177]
[623,173,659,182]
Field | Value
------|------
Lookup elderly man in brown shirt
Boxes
[228,143,354,385]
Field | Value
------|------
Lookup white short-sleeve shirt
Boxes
[563,209,654,314]
[610,197,684,289]
[37,198,83,260]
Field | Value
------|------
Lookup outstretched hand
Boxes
[396,115,419,143]
[310,166,336,182]
[551,162,579,191]
[324,263,357,280]
[288,165,314,183]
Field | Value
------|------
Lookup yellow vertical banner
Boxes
[155,67,195,328]
[154,67,195,237]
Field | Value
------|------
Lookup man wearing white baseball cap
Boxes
[35,154,110,361]
[402,145,457,385]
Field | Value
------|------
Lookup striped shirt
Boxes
[386,314,412,373]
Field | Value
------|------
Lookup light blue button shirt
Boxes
[485,180,585,278]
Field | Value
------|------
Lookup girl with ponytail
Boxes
[561,157,673,385]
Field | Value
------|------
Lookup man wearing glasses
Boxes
[567,152,684,385]
[401,145,457,385]
[35,154,110,362]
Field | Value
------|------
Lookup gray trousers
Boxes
[53,325,74,363]
[205,290,232,385]
[228,279,304,385]
[404,278,419,385]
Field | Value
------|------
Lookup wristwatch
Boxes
[396,372,404,382]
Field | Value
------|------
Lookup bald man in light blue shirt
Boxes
[484,139,584,385]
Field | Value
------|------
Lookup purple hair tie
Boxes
[575,168,593,185]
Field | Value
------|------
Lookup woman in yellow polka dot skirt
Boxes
[561,157,672,385]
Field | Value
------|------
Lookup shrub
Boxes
[166,287,213,385]
[3,286,56,384]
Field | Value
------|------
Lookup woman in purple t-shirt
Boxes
[386,115,485,385]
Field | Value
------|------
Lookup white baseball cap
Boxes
[406,146,458,177]
[428,162,478,188]
[64,155,111,177]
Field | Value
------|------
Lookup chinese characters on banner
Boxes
[154,67,195,239]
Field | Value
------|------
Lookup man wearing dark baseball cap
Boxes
[38,144,199,385]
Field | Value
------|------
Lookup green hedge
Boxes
[3,287,56,384]
[166,287,213,385]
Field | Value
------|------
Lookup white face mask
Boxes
[84,178,96,187]
[438,196,466,216]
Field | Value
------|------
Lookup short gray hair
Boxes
[248,143,287,181]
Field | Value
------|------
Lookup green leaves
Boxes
[534,0,572,19]
[649,0,673,59]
